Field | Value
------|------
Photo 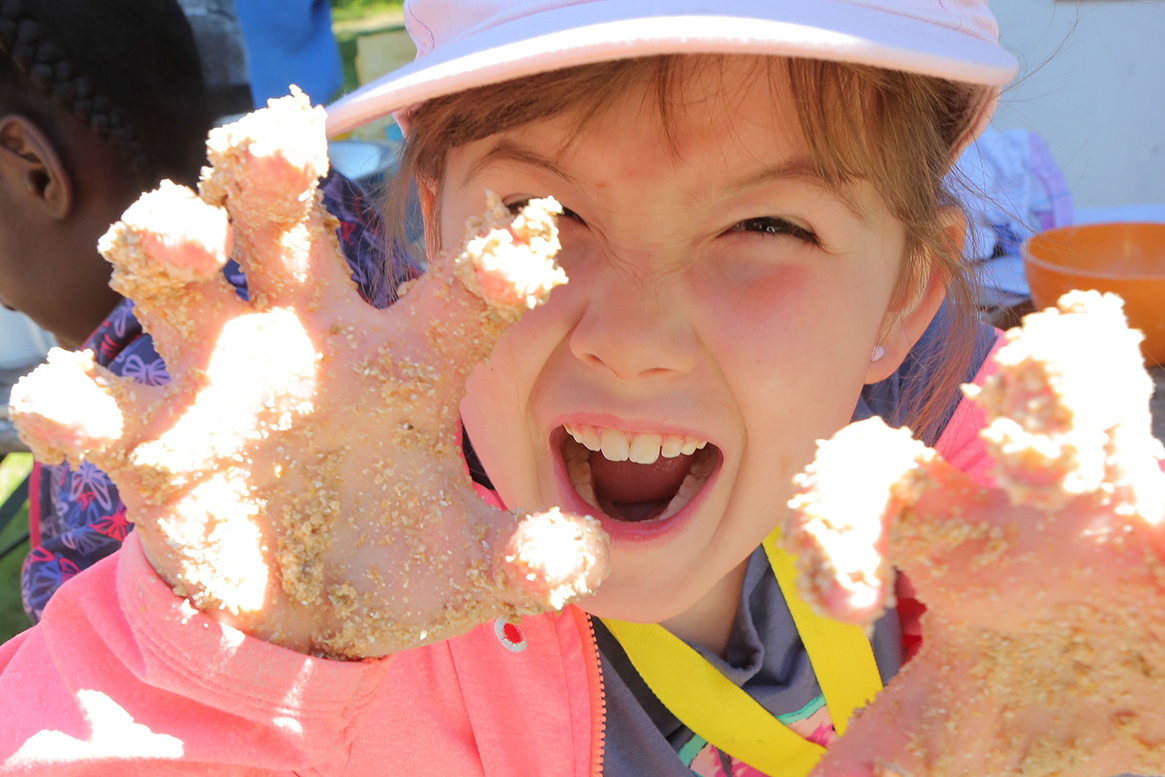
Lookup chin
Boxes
[570,569,700,624]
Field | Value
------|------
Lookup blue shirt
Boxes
[233,0,343,104]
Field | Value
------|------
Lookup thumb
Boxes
[782,417,931,626]
[492,507,610,613]
[9,348,159,469]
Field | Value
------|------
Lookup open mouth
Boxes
[560,424,719,523]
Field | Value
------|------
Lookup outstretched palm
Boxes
[10,92,608,659]
[787,292,1165,777]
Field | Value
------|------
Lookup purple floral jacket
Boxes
[21,172,422,623]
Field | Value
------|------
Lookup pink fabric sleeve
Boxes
[0,532,388,776]
[933,330,1006,487]
[340,608,600,777]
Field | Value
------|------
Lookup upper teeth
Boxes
[564,424,707,464]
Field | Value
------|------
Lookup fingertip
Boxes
[102,181,232,288]
[780,510,896,627]
[502,508,610,611]
[202,89,328,224]
[452,192,568,321]
[975,290,1160,512]
[782,418,927,625]
[9,348,125,463]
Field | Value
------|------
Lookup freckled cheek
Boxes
[694,268,871,455]
[697,267,827,369]
[462,319,543,434]
[461,360,540,507]
[703,262,884,368]
[460,293,579,502]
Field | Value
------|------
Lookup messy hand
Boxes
[9,91,609,659]
[785,292,1165,777]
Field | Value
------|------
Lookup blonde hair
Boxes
[389,54,989,443]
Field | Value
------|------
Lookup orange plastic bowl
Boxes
[1023,222,1165,365]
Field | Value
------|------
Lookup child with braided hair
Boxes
[0,0,206,622]
[0,0,208,346]
[0,0,215,625]
[0,0,418,624]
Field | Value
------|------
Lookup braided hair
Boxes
[0,0,209,186]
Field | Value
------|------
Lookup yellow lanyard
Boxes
[601,528,883,777]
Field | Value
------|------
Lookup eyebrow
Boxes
[461,139,579,188]
[725,158,869,222]
[462,139,868,223]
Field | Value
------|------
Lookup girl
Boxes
[4,0,1158,775]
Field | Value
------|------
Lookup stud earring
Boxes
[871,345,886,363]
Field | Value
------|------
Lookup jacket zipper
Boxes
[573,607,607,776]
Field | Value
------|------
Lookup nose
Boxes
[569,271,699,381]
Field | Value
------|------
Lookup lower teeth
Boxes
[563,438,716,522]
[563,442,599,508]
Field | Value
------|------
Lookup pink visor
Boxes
[326,0,1018,149]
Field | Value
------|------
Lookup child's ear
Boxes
[0,115,73,220]
[865,206,966,384]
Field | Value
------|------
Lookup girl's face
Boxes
[439,60,914,626]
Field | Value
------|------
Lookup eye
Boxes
[506,198,585,225]
[728,217,818,245]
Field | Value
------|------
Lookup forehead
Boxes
[452,58,872,221]
[537,58,804,172]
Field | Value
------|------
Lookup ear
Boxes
[415,177,440,262]
[0,115,73,219]
[865,206,966,384]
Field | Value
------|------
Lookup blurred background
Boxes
[991,0,1165,211]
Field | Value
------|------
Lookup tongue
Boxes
[589,453,693,504]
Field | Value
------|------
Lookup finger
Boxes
[492,506,609,613]
[966,290,1165,521]
[199,88,362,311]
[384,192,566,416]
[99,180,245,372]
[8,348,159,470]
[782,417,929,625]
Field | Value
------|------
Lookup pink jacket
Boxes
[0,347,1003,777]
[1,531,606,776]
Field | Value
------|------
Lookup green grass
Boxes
[331,0,406,95]
[336,33,362,96]
[330,0,404,24]
[0,454,33,645]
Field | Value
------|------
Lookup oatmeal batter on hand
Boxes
[8,90,609,659]
[785,291,1165,777]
